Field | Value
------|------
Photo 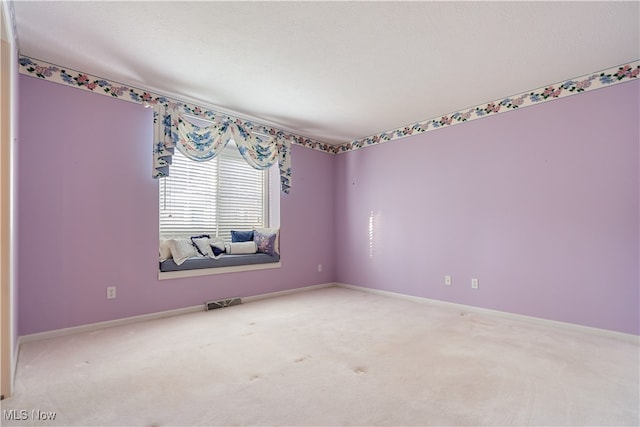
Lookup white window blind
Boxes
[159,142,267,242]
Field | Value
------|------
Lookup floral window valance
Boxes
[152,104,292,194]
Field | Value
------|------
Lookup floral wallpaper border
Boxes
[333,61,639,154]
[19,55,639,155]
[17,56,334,154]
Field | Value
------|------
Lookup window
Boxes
[159,141,268,242]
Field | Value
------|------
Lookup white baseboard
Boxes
[19,282,636,347]
[18,304,204,345]
[335,283,640,344]
[17,282,336,345]
[242,282,335,303]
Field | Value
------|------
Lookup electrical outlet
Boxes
[317,263,323,273]
[445,275,452,286]
[107,286,116,299]
[471,278,479,289]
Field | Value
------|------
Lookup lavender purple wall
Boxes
[335,81,640,335]
[17,74,639,336]
[18,75,335,335]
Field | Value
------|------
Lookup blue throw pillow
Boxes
[211,245,225,257]
[231,230,254,243]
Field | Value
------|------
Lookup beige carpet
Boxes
[1,286,638,426]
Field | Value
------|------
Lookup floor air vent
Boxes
[205,297,242,311]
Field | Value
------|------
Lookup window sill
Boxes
[158,261,281,280]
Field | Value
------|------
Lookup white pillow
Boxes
[168,238,197,265]
[191,236,227,259]
[191,236,214,258]
[159,239,172,261]
[225,241,257,255]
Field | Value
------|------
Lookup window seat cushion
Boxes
[159,253,280,272]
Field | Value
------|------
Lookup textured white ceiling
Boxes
[12,1,640,145]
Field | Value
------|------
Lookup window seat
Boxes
[159,253,280,272]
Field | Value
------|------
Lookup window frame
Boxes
[159,141,268,241]
[158,142,281,279]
